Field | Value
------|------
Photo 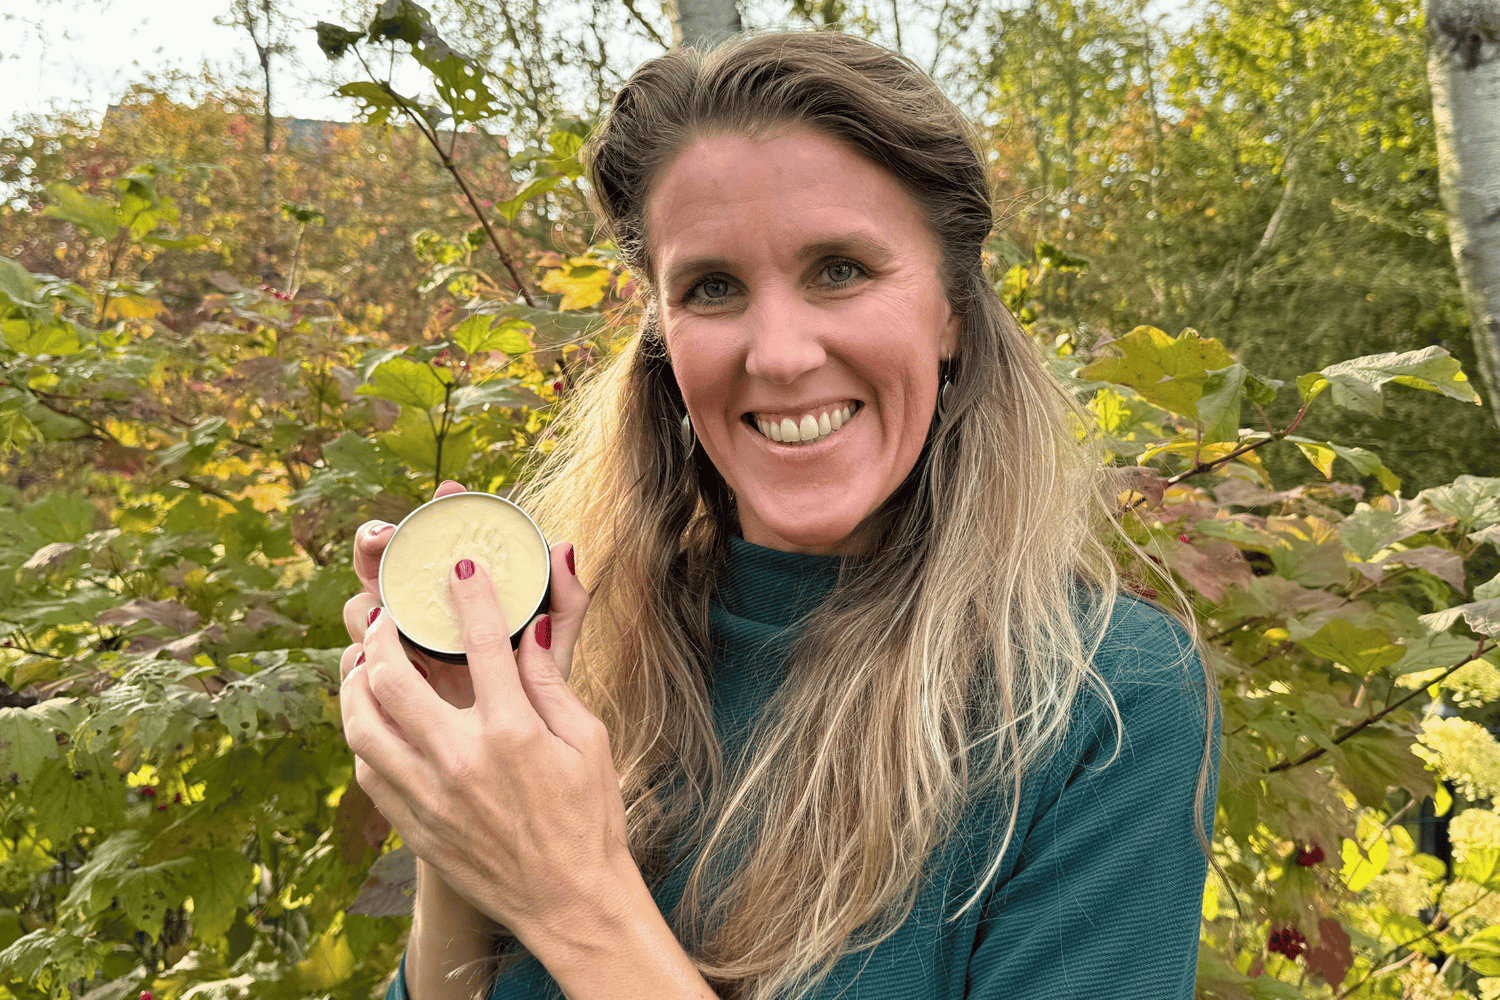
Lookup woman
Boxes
[338,29,1220,1000]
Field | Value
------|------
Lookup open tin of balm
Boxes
[378,492,551,662]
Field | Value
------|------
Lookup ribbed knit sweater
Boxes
[388,535,1219,999]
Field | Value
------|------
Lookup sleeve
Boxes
[385,949,410,1000]
[965,616,1220,1000]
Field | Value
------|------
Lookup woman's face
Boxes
[648,126,959,556]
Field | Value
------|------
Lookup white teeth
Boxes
[754,403,858,445]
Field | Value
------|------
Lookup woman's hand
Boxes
[337,498,618,942]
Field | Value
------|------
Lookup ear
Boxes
[941,309,961,360]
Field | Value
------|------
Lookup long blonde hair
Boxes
[470,29,1215,1000]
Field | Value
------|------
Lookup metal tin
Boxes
[377,492,552,663]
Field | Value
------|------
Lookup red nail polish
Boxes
[367,607,381,627]
[456,559,475,580]
[565,545,575,576]
[536,616,552,650]
[355,652,365,667]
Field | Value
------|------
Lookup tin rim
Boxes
[377,492,552,659]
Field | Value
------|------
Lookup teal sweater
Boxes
[388,536,1219,999]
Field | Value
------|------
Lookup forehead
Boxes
[644,127,936,284]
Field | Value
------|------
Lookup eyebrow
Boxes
[661,232,897,292]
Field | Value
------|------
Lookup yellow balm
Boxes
[379,493,551,659]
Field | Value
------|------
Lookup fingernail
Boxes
[456,559,475,580]
[536,615,552,650]
[363,523,392,544]
[355,652,365,667]
[565,545,576,576]
[367,607,381,627]
[414,663,428,679]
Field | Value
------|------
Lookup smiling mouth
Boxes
[745,402,861,445]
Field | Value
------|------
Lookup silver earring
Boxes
[937,358,954,419]
[680,412,695,452]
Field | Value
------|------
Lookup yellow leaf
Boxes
[540,264,608,311]
[101,294,164,320]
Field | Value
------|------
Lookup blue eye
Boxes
[700,279,730,299]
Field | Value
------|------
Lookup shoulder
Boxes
[1091,591,1200,687]
[1073,590,1216,761]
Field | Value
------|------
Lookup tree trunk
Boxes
[667,0,741,49]
[1425,0,1500,429]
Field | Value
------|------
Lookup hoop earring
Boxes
[681,412,695,453]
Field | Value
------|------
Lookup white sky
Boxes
[0,0,1200,133]
[2,0,370,130]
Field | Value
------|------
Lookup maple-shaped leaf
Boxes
[1296,345,1480,415]
[96,597,201,635]
[1304,918,1353,987]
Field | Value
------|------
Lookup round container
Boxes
[378,492,551,662]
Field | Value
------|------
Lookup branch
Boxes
[1268,641,1494,773]
[617,0,668,49]
[377,82,538,307]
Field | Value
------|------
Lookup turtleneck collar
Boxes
[712,534,846,630]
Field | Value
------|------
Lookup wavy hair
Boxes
[462,28,1216,1000]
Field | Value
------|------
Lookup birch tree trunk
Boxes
[667,0,741,49]
[1425,0,1500,428]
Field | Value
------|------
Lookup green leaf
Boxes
[1309,346,1481,416]
[1391,632,1485,676]
[448,378,523,413]
[184,848,256,944]
[1196,364,1246,444]
[3,320,82,357]
[39,181,121,240]
[1295,619,1405,675]
[0,704,65,784]
[1419,599,1500,637]
[0,257,39,307]
[1456,847,1500,890]
[315,21,365,60]
[1417,475,1500,532]
[358,356,450,410]
[22,492,98,543]
[494,175,563,224]
[413,28,506,124]
[367,0,430,43]
[452,315,533,356]
[337,81,401,129]
[1080,326,1237,418]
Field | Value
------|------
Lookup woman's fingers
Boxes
[344,591,379,644]
[339,642,363,682]
[547,542,590,683]
[352,480,469,596]
[352,520,396,596]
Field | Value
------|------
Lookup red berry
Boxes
[141,786,156,798]
[173,792,182,803]
[156,804,167,812]
[1267,925,1306,959]
[141,993,153,1000]
[552,380,563,393]
[1,639,11,647]
[1296,844,1324,866]
[1178,534,1191,544]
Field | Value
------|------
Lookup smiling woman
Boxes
[341,28,1220,1000]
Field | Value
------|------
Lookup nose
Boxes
[743,290,827,384]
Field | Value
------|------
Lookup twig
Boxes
[1268,641,1494,772]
